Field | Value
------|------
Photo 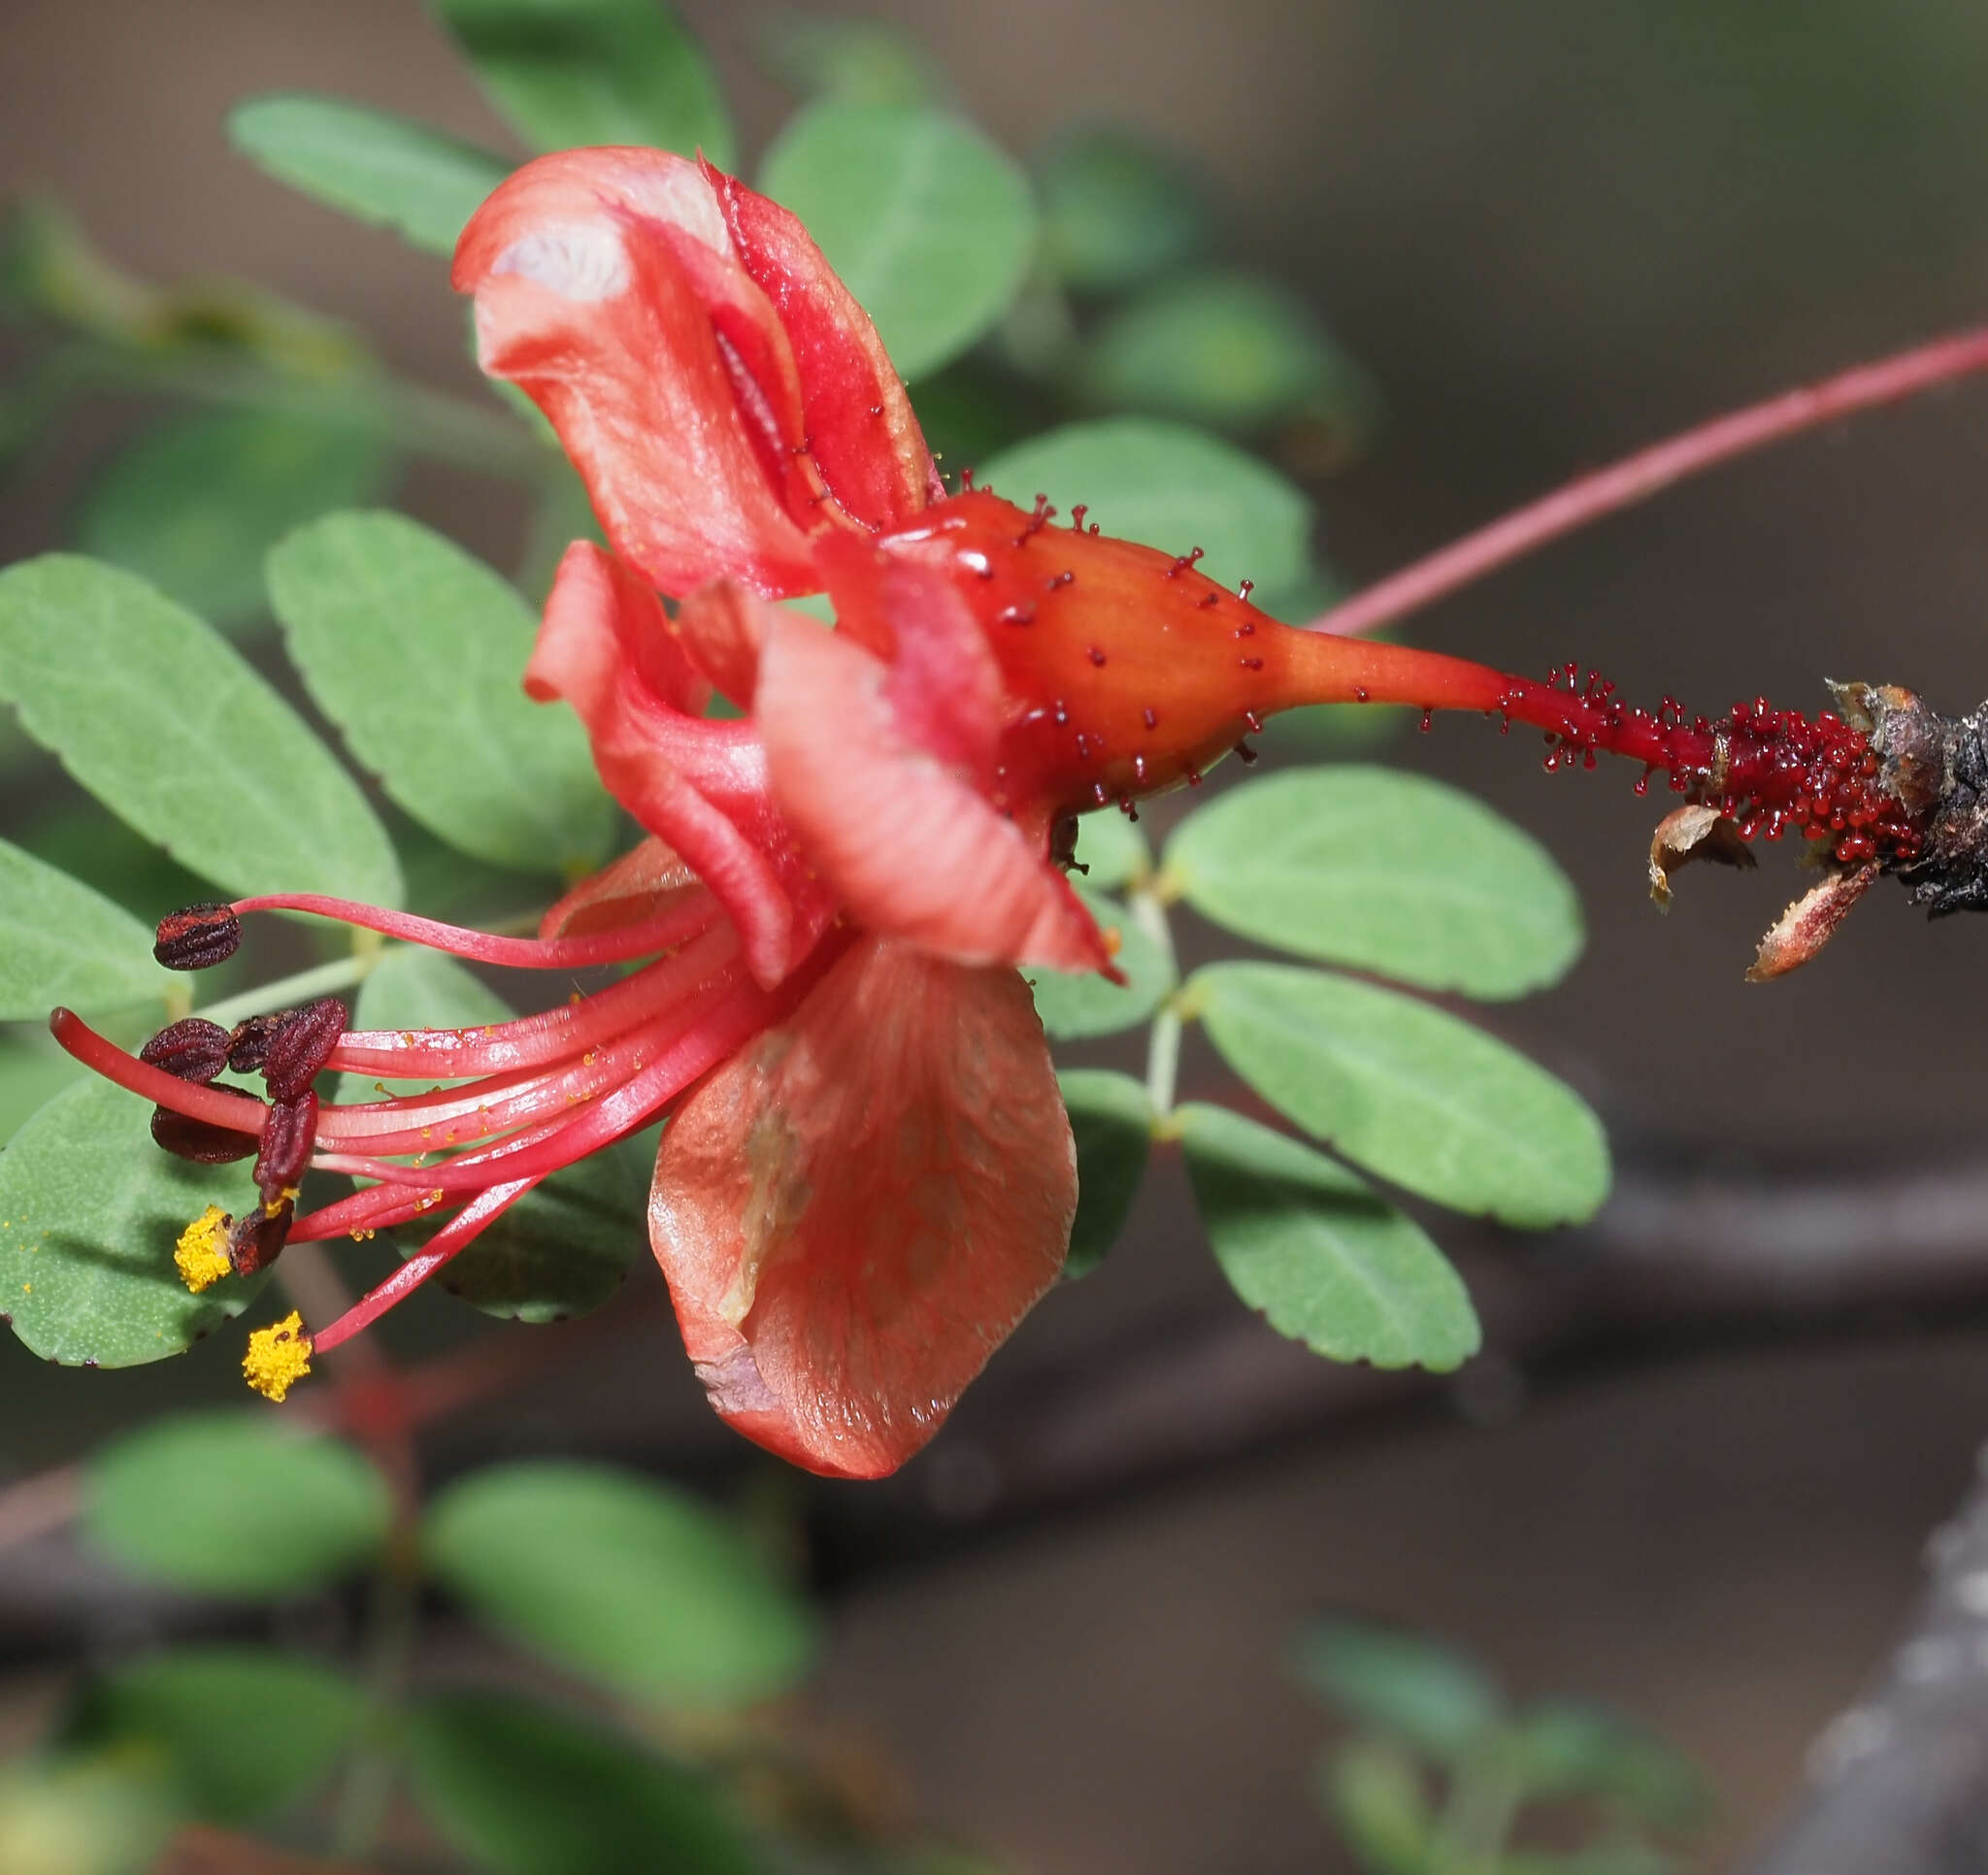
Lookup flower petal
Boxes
[527,543,832,986]
[540,836,706,940]
[705,158,941,532]
[672,577,778,711]
[650,935,1075,1478]
[455,148,828,598]
[755,601,1109,972]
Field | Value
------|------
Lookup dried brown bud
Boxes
[152,903,241,971]
[254,1090,317,1207]
[228,1200,292,1276]
[1748,863,1882,981]
[139,1018,231,1083]
[1648,804,1757,909]
[225,1013,284,1075]
[261,999,348,1101]
[149,1107,258,1165]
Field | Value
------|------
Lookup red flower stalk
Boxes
[53,146,1988,1476]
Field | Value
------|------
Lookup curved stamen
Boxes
[323,922,741,1080]
[227,888,719,970]
[50,1010,267,1135]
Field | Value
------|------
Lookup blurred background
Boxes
[6,2,1988,1869]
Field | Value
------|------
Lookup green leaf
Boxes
[1037,126,1209,295]
[1082,271,1377,440]
[78,409,392,632]
[1317,1738,1433,1875]
[0,839,166,1020]
[977,417,1311,597]
[404,1690,763,1875]
[423,1461,817,1709]
[229,94,513,256]
[1191,963,1610,1227]
[1164,767,1584,999]
[759,102,1035,381]
[1511,1701,1708,1826]
[433,0,736,169]
[85,1409,392,1596]
[13,799,214,925]
[1177,1102,1479,1370]
[0,1030,83,1147]
[1072,807,1150,891]
[67,1646,363,1825]
[0,556,403,905]
[340,947,637,1323]
[0,1079,269,1366]
[1027,884,1174,1040]
[760,17,938,107]
[0,1753,179,1875]
[270,511,615,877]
[1058,1069,1151,1280]
[1293,1618,1501,1760]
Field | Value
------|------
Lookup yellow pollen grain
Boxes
[243,1310,312,1401]
[174,1206,234,1295]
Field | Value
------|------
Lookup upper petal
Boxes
[705,158,941,532]
[754,590,1110,974]
[455,148,827,598]
[650,934,1076,1479]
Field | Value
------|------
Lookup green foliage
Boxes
[1164,767,1584,999]
[759,102,1036,380]
[1510,1702,1709,1827]
[66,1646,363,1825]
[1191,963,1610,1227]
[11,799,212,924]
[1178,1104,1479,1370]
[1294,1620,1501,1760]
[0,1752,178,1875]
[78,409,392,632]
[341,946,638,1323]
[1083,271,1376,440]
[760,16,938,106]
[269,511,615,876]
[422,1462,818,1709]
[84,1409,392,1596]
[0,839,165,1020]
[1036,126,1209,296]
[404,1690,764,1875]
[0,1029,83,1147]
[1027,883,1174,1040]
[977,416,1313,598]
[1058,1069,1153,1279]
[0,555,403,905]
[229,94,512,256]
[0,1079,269,1366]
[1071,807,1151,891]
[433,0,736,170]
[1319,1738,1434,1875]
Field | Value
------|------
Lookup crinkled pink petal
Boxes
[706,158,942,532]
[527,543,832,986]
[754,606,1108,973]
[650,935,1075,1479]
[454,148,829,598]
[673,578,779,711]
[540,837,706,940]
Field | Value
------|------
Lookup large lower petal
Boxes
[527,543,832,986]
[455,148,828,598]
[650,936,1076,1478]
[754,606,1109,973]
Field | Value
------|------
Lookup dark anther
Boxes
[150,1107,258,1165]
[139,1018,231,1083]
[1234,741,1260,766]
[153,903,241,971]
[1050,814,1082,871]
[262,999,348,1101]
[229,1200,293,1277]
[254,1090,317,1207]
[225,1012,284,1075]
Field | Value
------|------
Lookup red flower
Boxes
[59,146,1969,1476]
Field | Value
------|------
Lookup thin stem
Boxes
[1131,887,1182,1119]
[1309,322,1988,641]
